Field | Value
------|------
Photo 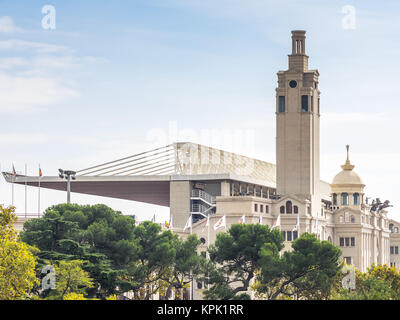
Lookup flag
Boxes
[12,164,16,177]
[202,215,210,232]
[238,215,245,224]
[213,215,226,230]
[183,215,192,231]
[258,214,263,224]
[312,215,319,234]
[292,214,300,232]
[272,215,281,229]
[39,166,43,177]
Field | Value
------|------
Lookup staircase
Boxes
[190,189,216,217]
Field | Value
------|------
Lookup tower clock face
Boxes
[289,80,297,88]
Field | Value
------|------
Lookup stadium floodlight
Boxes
[58,169,76,203]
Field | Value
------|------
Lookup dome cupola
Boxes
[331,145,365,209]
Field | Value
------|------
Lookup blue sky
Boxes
[1,0,400,221]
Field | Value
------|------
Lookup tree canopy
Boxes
[0,205,39,300]
[203,225,342,300]
[203,223,284,300]
[255,232,342,300]
[21,203,204,300]
[333,264,400,300]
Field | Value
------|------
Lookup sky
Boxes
[0,0,400,222]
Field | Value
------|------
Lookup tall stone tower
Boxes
[275,30,321,212]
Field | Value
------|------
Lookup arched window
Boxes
[389,223,394,232]
[351,216,355,223]
[294,206,298,214]
[339,216,344,223]
[341,193,349,205]
[280,206,285,214]
[286,201,292,214]
[333,193,338,206]
[328,236,332,243]
[395,227,399,234]
[353,193,359,205]
[200,237,206,245]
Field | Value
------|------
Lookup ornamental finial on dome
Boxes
[341,144,355,171]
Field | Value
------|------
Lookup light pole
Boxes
[58,169,76,203]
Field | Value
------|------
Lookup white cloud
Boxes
[0,133,48,145]
[0,39,71,53]
[0,38,107,113]
[0,57,28,69]
[0,16,22,33]
[0,72,79,113]
[321,112,387,126]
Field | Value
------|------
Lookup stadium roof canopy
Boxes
[2,142,277,207]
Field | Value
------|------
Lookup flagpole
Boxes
[25,163,27,218]
[12,177,14,206]
[11,164,15,207]
[298,214,300,237]
[207,214,210,290]
[207,215,210,250]
[38,164,41,217]
[189,213,193,300]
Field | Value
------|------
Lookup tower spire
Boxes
[276,30,320,198]
[342,144,355,171]
[288,30,309,71]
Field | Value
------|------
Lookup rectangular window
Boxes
[287,231,292,241]
[311,95,314,112]
[345,237,350,247]
[282,231,286,241]
[266,206,269,214]
[260,205,263,213]
[396,246,399,255]
[293,231,298,240]
[254,204,258,212]
[340,237,344,247]
[391,246,394,255]
[351,237,355,247]
[344,257,352,265]
[301,95,308,112]
[279,96,285,113]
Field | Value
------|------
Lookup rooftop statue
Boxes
[370,198,392,213]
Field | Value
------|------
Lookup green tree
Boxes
[333,264,400,300]
[203,224,284,300]
[161,234,205,299]
[0,205,39,299]
[255,233,342,300]
[49,260,94,299]
[21,204,131,298]
[21,203,204,300]
[121,221,176,299]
